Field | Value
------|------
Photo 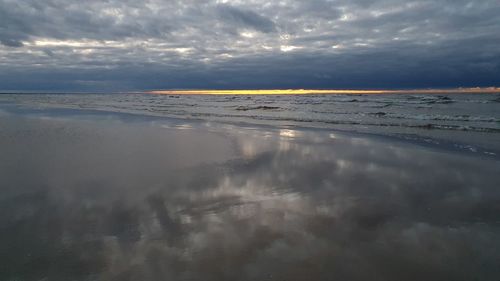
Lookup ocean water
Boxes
[1,93,500,280]
[1,93,500,131]
[1,92,500,153]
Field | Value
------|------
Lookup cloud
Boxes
[216,4,277,33]
[0,38,24,47]
[0,0,499,90]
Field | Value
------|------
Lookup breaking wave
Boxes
[0,92,499,135]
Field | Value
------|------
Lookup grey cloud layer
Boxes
[0,0,499,90]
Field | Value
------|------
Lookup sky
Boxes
[0,0,499,92]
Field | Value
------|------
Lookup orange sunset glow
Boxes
[150,87,500,95]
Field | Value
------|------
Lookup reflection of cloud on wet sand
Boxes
[0,116,499,280]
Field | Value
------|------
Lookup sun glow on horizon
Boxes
[149,88,500,95]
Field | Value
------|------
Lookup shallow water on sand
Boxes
[1,93,500,144]
[0,111,499,281]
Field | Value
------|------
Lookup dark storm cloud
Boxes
[0,0,499,90]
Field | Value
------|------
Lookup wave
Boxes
[234,105,282,111]
[2,93,499,135]
[491,95,500,103]
[367,113,500,123]
[180,111,500,133]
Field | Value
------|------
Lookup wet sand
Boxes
[0,110,499,281]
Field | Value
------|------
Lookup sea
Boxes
[1,92,500,280]
[1,92,500,156]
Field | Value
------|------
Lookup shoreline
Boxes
[1,106,500,280]
[1,102,499,161]
[1,102,500,280]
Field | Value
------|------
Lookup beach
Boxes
[1,97,499,281]
[3,0,500,278]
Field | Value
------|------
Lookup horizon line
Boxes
[149,87,500,95]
